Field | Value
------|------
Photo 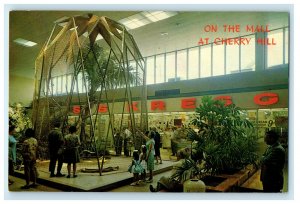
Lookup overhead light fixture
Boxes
[54,16,69,26]
[13,38,37,47]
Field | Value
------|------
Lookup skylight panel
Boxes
[118,11,178,30]
[141,11,177,22]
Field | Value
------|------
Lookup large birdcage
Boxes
[32,14,147,175]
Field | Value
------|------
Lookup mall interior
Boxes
[7,9,290,195]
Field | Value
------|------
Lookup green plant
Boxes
[73,44,141,143]
[172,96,259,182]
[9,103,32,139]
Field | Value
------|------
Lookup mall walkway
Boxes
[8,148,176,192]
[7,147,289,193]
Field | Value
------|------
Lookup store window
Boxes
[213,44,225,76]
[166,52,176,82]
[267,29,284,68]
[284,28,289,64]
[84,72,90,92]
[241,35,255,72]
[62,75,67,94]
[129,61,137,86]
[77,72,84,93]
[43,78,50,96]
[226,43,239,74]
[177,50,187,80]
[52,77,58,95]
[200,45,212,78]
[155,54,165,84]
[188,47,199,79]
[146,56,154,85]
[57,76,63,94]
[255,108,288,140]
[67,74,72,93]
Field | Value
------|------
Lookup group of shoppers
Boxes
[127,127,163,185]
[114,127,145,157]
[8,122,81,189]
[48,122,81,179]
[9,125,38,189]
[9,122,285,192]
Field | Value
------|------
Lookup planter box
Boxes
[202,165,258,192]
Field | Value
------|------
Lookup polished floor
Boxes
[8,148,176,192]
[6,148,289,193]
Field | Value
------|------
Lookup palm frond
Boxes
[171,158,202,183]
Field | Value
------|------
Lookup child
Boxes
[129,150,143,186]
[139,145,147,182]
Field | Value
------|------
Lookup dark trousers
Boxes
[115,138,123,155]
[124,138,129,156]
[9,159,14,175]
[171,140,177,156]
[24,160,37,185]
[49,152,63,175]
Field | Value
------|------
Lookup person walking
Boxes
[64,125,81,178]
[152,127,162,164]
[145,131,155,183]
[21,128,38,189]
[260,130,286,192]
[48,121,65,177]
[114,129,122,156]
[170,126,179,156]
[123,127,132,157]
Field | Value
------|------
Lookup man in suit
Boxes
[260,130,286,192]
[48,121,65,177]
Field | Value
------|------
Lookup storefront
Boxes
[69,89,288,149]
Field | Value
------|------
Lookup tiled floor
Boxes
[8,148,176,192]
[109,169,173,192]
[6,147,289,193]
[8,175,62,192]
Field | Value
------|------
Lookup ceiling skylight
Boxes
[14,38,37,47]
[119,11,178,30]
[54,11,178,42]
[142,11,177,22]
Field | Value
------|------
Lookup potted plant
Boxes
[171,96,259,186]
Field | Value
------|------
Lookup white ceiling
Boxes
[9,10,289,79]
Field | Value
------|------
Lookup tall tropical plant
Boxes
[74,43,140,143]
[172,96,259,182]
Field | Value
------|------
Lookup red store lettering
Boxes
[72,92,279,114]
